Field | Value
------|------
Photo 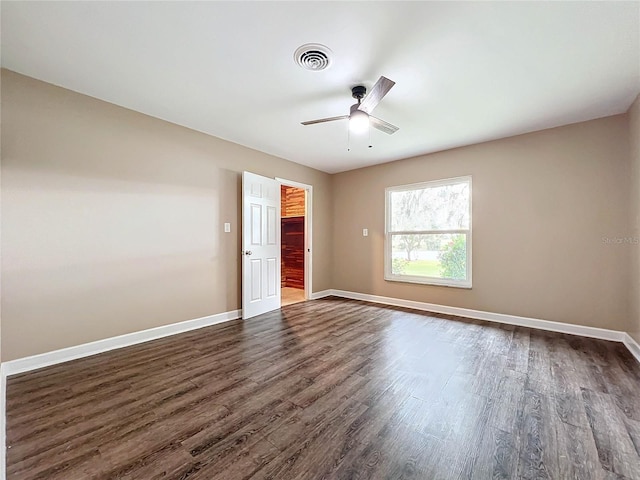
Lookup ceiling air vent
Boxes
[294,44,332,71]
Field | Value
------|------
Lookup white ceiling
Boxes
[2,1,639,174]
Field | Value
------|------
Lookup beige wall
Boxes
[630,94,640,344]
[0,70,332,361]
[332,115,632,331]
[2,68,637,362]
[0,68,3,364]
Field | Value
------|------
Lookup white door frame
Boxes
[276,177,312,300]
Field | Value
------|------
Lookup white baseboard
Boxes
[2,309,241,377]
[0,363,6,480]
[327,289,626,343]
[623,333,640,364]
[309,289,333,300]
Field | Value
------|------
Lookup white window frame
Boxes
[384,175,472,288]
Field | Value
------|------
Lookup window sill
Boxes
[384,274,472,289]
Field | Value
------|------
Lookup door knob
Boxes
[244,250,253,256]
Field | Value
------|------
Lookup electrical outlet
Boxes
[363,228,368,237]
[224,223,231,233]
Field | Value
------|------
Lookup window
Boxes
[385,176,472,288]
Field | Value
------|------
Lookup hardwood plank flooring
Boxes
[6,297,640,479]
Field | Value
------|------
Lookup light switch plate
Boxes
[363,228,368,237]
[224,223,231,233]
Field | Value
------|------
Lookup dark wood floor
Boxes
[6,297,640,479]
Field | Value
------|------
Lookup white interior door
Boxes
[242,171,281,319]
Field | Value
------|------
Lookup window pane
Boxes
[390,181,469,232]
[391,233,467,280]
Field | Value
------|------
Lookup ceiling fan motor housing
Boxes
[351,85,366,100]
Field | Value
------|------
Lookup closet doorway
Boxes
[278,178,312,306]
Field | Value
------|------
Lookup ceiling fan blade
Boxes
[370,116,399,135]
[301,115,349,126]
[358,76,395,114]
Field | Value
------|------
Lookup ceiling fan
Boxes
[301,76,399,135]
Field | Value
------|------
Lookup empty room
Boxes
[1,1,640,479]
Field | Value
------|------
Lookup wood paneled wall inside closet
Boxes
[281,186,305,289]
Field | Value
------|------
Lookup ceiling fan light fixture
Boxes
[301,76,398,136]
[349,109,369,134]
